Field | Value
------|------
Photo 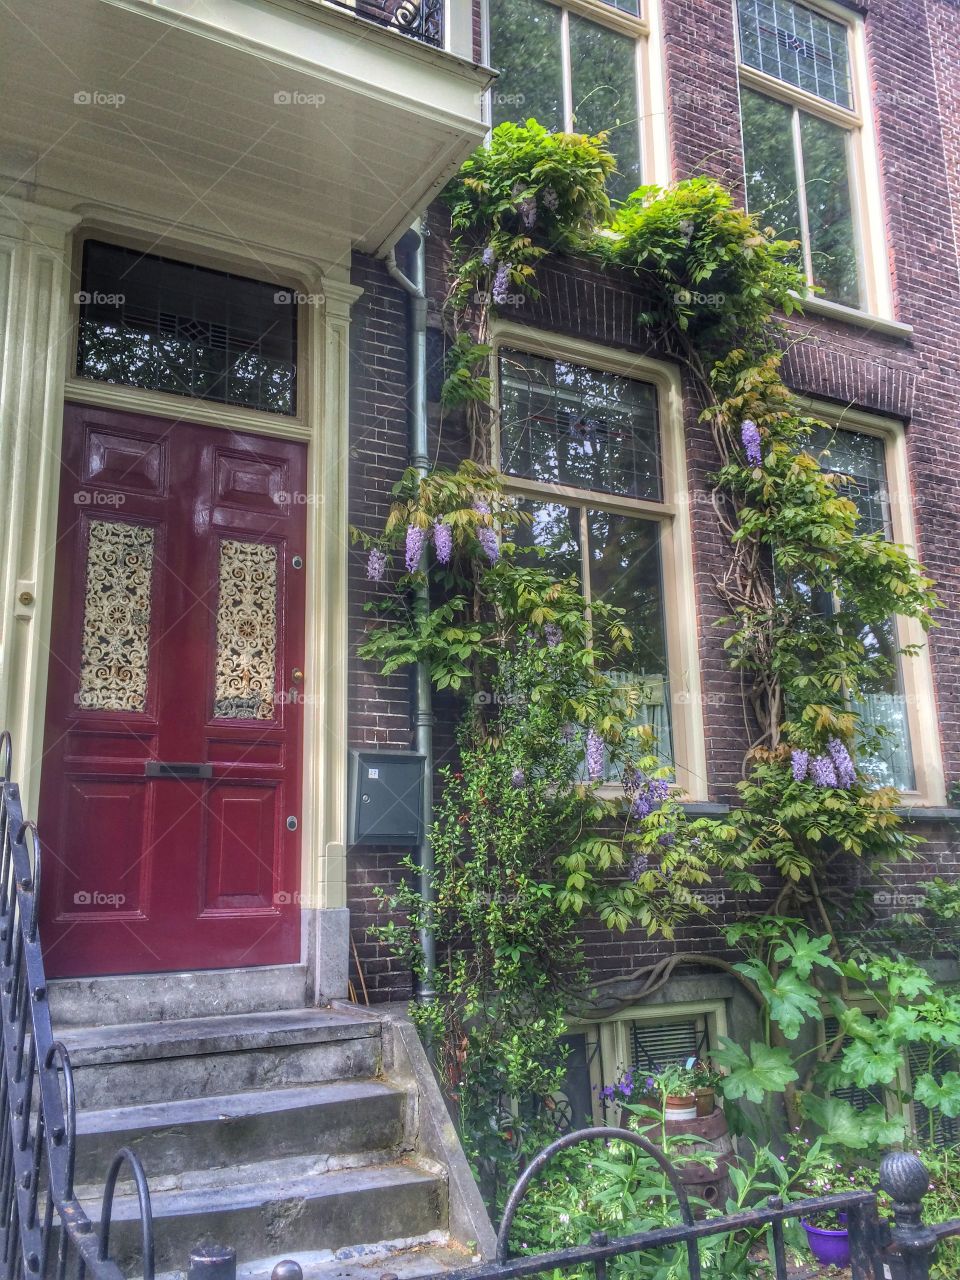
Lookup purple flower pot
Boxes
[801,1218,851,1267]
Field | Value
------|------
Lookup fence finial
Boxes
[880,1151,938,1280]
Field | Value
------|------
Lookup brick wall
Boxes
[345,0,960,1000]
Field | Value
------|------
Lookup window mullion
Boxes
[561,7,574,132]
[791,105,815,287]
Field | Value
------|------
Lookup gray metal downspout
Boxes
[384,233,436,1004]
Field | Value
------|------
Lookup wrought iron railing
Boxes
[0,733,154,1279]
[315,0,444,48]
[204,1127,960,1280]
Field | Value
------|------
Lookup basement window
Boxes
[76,241,298,416]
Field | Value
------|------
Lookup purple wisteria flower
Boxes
[433,521,453,566]
[482,245,496,267]
[629,852,649,883]
[404,525,426,574]
[492,263,513,305]
[511,767,526,789]
[542,186,559,212]
[828,737,856,789]
[741,419,763,468]
[810,754,839,788]
[624,768,669,820]
[477,526,500,562]
[366,548,388,582]
[543,622,563,648]
[791,748,810,783]
[518,197,537,229]
[586,729,605,781]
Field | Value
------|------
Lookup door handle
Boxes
[291,669,304,684]
[145,761,213,779]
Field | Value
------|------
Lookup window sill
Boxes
[789,293,914,341]
[677,801,957,822]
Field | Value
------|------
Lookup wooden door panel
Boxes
[52,779,150,919]
[40,405,306,977]
[202,782,280,910]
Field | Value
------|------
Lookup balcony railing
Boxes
[320,0,444,48]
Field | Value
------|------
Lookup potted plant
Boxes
[653,1062,699,1121]
[800,1208,850,1268]
[691,1060,722,1116]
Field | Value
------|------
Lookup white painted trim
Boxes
[489,321,709,801]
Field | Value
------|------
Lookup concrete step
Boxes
[83,1159,448,1275]
[49,965,309,1028]
[229,1233,478,1280]
[75,1080,406,1185]
[58,1010,382,1107]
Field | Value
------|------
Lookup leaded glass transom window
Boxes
[77,521,155,713]
[77,241,298,415]
[737,0,852,109]
[213,540,278,720]
[499,349,661,499]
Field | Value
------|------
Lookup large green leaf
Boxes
[914,1071,960,1118]
[714,1038,799,1104]
[772,929,840,979]
[837,1038,903,1088]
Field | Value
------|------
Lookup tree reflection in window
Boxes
[76,241,297,416]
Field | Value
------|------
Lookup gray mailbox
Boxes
[348,750,426,846]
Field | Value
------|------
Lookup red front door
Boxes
[39,405,307,978]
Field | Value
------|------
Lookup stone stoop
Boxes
[55,1006,495,1278]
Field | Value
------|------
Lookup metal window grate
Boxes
[76,241,298,416]
[630,1016,708,1074]
[738,0,852,109]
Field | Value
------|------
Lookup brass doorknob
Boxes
[291,668,304,683]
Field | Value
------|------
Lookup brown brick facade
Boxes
[347,0,960,1000]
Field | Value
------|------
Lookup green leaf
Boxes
[714,1038,798,1104]
[913,1071,960,1118]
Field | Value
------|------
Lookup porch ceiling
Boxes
[0,0,492,253]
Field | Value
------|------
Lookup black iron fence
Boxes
[314,0,444,48]
[0,733,154,1279]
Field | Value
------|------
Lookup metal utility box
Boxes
[348,750,426,846]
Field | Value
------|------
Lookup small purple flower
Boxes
[810,754,839,788]
[477,526,500,562]
[586,729,605,781]
[404,524,426,574]
[791,748,809,783]
[492,263,513,305]
[658,832,676,848]
[433,521,453,566]
[629,852,649,882]
[481,245,496,267]
[741,419,763,468]
[543,622,562,648]
[366,548,388,582]
[828,737,857,789]
[542,186,559,212]
[518,197,537,229]
[511,767,526,789]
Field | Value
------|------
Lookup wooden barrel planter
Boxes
[641,1107,735,1214]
